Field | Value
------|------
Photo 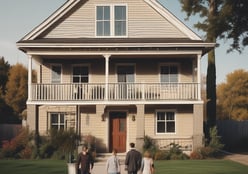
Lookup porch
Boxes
[30,82,200,102]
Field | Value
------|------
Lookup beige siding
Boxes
[44,0,187,38]
[40,58,194,84]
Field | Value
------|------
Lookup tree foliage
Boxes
[217,69,248,120]
[0,56,10,95]
[5,63,28,116]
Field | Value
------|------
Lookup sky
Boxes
[0,0,247,84]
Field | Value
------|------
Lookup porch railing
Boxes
[31,83,199,101]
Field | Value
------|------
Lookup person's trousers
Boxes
[128,172,137,174]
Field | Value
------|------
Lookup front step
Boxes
[95,153,126,164]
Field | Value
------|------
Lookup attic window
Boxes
[96,5,127,37]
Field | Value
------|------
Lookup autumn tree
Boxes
[0,56,10,95]
[217,69,248,120]
[5,63,28,117]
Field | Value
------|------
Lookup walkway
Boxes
[224,153,248,166]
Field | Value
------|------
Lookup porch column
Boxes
[136,104,145,151]
[197,54,201,100]
[193,104,204,150]
[104,55,110,100]
[28,55,32,101]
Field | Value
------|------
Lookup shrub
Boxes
[143,135,158,157]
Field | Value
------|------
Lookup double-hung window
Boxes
[51,113,65,130]
[96,5,127,36]
[160,65,178,83]
[156,111,175,133]
[72,66,89,83]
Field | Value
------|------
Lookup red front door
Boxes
[110,112,126,153]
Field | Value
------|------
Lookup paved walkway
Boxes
[91,162,130,174]
[223,153,248,166]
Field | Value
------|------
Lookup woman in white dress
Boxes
[141,151,155,174]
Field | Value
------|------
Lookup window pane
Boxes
[157,122,165,133]
[104,6,110,20]
[166,112,174,120]
[119,119,126,132]
[97,6,110,36]
[166,122,175,132]
[52,65,61,83]
[115,6,126,20]
[157,112,165,120]
[104,21,110,36]
[51,114,58,124]
[97,6,103,20]
[60,114,65,123]
[114,6,126,36]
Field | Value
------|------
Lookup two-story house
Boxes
[17,0,215,153]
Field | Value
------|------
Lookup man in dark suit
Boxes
[125,142,142,174]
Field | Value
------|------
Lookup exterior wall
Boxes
[38,105,77,135]
[40,58,194,84]
[44,0,187,39]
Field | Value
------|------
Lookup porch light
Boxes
[132,115,136,121]
[101,113,106,121]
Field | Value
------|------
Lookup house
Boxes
[17,0,215,153]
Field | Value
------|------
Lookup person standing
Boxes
[125,142,142,174]
[106,149,121,174]
[77,145,94,174]
[141,151,155,174]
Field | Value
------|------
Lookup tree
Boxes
[5,63,28,116]
[217,69,248,120]
[0,56,10,95]
[180,0,222,132]
[218,0,248,52]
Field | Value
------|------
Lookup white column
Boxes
[28,55,32,101]
[197,54,201,100]
[104,55,110,100]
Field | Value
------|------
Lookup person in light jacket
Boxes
[106,149,121,174]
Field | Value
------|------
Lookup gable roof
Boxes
[20,0,200,41]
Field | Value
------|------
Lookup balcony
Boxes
[30,83,200,103]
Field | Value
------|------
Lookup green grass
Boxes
[155,160,248,174]
[0,159,248,174]
[0,159,67,174]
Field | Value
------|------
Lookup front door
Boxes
[110,112,126,153]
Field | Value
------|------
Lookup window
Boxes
[96,5,127,36]
[72,66,89,83]
[117,65,134,83]
[51,65,61,83]
[160,65,178,83]
[156,111,175,133]
[51,113,65,130]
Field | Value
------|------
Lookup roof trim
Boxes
[144,0,202,40]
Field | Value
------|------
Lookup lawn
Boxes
[0,159,248,174]
[155,160,248,174]
[0,159,67,174]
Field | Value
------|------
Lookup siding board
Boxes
[44,0,187,38]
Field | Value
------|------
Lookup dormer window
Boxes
[96,5,127,37]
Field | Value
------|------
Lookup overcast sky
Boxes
[0,0,247,84]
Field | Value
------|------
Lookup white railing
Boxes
[31,83,199,101]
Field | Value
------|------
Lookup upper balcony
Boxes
[30,82,200,104]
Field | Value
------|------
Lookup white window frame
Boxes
[95,4,128,37]
[51,64,62,83]
[155,110,176,134]
[116,63,136,83]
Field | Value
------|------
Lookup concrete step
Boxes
[95,153,126,163]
